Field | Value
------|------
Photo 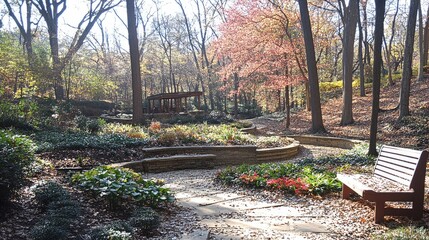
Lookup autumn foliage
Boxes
[215,0,305,95]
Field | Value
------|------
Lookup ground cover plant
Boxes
[0,130,36,211]
[102,122,293,148]
[30,181,81,240]
[71,166,174,209]
[216,144,375,196]
[27,121,293,155]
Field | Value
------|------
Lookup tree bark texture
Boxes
[399,0,420,119]
[126,0,143,123]
[369,0,385,156]
[340,0,359,125]
[423,4,429,65]
[285,85,290,128]
[233,72,239,118]
[298,0,325,133]
[418,2,424,81]
[358,13,365,97]
[385,0,400,86]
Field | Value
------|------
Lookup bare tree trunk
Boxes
[418,2,424,81]
[385,0,400,86]
[33,0,120,100]
[424,4,429,65]
[358,13,365,97]
[340,0,359,126]
[305,81,310,111]
[369,0,385,156]
[233,72,239,118]
[126,0,143,123]
[285,85,290,128]
[362,1,372,82]
[4,0,34,66]
[298,0,325,133]
[399,0,420,119]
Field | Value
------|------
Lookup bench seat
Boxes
[337,145,428,223]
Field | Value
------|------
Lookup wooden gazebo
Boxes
[146,91,202,114]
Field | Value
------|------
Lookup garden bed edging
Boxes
[110,142,300,173]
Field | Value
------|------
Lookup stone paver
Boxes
[167,170,333,239]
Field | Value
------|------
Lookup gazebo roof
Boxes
[146,91,203,100]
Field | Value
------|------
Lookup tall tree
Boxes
[126,0,143,123]
[32,0,120,100]
[399,0,420,119]
[297,0,325,132]
[369,0,386,156]
[383,0,400,86]
[362,0,372,81]
[3,0,34,65]
[424,4,429,65]
[417,2,424,82]
[340,0,359,125]
[358,11,365,97]
[175,0,209,109]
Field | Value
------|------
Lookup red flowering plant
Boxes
[238,172,266,187]
[266,177,309,195]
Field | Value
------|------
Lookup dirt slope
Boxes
[253,77,429,149]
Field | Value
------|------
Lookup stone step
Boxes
[110,154,216,172]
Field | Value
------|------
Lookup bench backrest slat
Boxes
[379,152,420,164]
[380,146,422,159]
[378,156,418,169]
[374,165,413,182]
[374,168,412,186]
[374,145,425,188]
[376,161,416,176]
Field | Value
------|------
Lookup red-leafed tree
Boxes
[215,0,306,117]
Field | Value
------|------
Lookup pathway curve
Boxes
[146,145,386,240]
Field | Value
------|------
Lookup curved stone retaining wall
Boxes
[287,135,364,149]
[111,142,300,172]
[256,141,300,162]
[143,145,258,166]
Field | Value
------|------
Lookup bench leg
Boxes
[412,198,424,220]
[342,184,353,199]
[375,201,385,223]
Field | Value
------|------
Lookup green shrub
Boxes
[156,131,177,146]
[29,222,68,240]
[30,183,81,239]
[88,221,133,240]
[72,166,174,209]
[319,79,360,92]
[301,167,342,195]
[33,131,147,152]
[33,181,70,207]
[0,130,36,206]
[372,226,429,240]
[74,116,105,134]
[129,207,160,232]
[0,100,40,129]
[46,199,81,223]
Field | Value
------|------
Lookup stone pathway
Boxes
[145,145,384,239]
[147,168,336,240]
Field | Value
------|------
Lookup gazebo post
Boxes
[148,100,151,114]
[197,95,201,110]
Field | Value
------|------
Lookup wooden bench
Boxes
[337,145,428,223]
